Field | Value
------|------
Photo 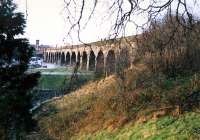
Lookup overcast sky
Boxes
[14,0,140,46]
[14,0,119,46]
[14,0,68,46]
[14,0,198,47]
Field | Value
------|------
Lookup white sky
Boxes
[14,0,139,46]
[14,0,117,46]
[15,0,69,46]
[14,0,199,47]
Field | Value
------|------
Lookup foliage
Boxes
[0,0,40,139]
[34,64,200,139]
[116,47,131,80]
[72,112,200,140]
[137,15,200,77]
[30,14,200,139]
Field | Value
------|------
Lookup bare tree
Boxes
[63,0,199,42]
[63,0,200,78]
[137,14,200,77]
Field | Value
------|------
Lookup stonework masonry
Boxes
[43,38,137,75]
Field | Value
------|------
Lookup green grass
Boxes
[72,112,200,140]
[28,67,95,89]
[37,74,94,89]
[37,75,67,89]
[28,67,72,73]
[29,67,92,73]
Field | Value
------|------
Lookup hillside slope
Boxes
[33,64,200,140]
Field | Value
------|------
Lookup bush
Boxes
[137,15,200,77]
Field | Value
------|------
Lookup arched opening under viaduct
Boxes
[51,53,53,62]
[51,53,54,63]
[82,51,87,70]
[116,47,131,73]
[58,52,61,64]
[89,51,95,71]
[53,53,55,63]
[71,52,76,65]
[53,53,56,63]
[50,53,52,63]
[46,53,48,62]
[106,50,116,75]
[61,52,65,65]
[96,50,104,74]
[65,52,70,65]
[77,52,81,66]
[48,53,50,62]
[45,53,48,62]
[54,53,58,63]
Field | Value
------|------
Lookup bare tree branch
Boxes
[63,0,199,43]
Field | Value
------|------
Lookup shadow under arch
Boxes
[65,52,70,65]
[77,52,81,66]
[82,51,87,70]
[116,47,131,74]
[106,50,115,75]
[58,52,61,64]
[50,53,53,63]
[71,52,76,66]
[61,52,65,65]
[96,50,104,74]
[89,51,95,71]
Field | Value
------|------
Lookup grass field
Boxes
[37,75,67,89]
[28,66,95,90]
[72,112,200,140]
[37,74,94,89]
[29,67,90,73]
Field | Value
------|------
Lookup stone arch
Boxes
[71,52,76,65]
[55,53,58,63]
[53,53,56,63]
[49,53,51,63]
[59,52,62,59]
[117,47,131,72]
[65,52,70,65]
[61,52,65,65]
[47,53,50,62]
[49,53,53,63]
[45,52,49,62]
[89,50,95,71]
[82,51,87,70]
[96,50,104,74]
[45,52,47,62]
[58,52,62,64]
[77,52,81,65]
[51,53,54,63]
[54,53,58,63]
[106,50,116,75]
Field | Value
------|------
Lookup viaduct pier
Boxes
[43,39,136,75]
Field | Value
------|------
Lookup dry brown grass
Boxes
[35,64,148,139]
[35,62,200,140]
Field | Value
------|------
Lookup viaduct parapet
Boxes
[43,39,137,75]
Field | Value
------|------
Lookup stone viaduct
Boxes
[43,39,136,75]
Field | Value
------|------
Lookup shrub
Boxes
[137,15,200,77]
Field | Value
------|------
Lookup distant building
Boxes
[31,40,52,58]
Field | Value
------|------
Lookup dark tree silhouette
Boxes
[0,0,40,139]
